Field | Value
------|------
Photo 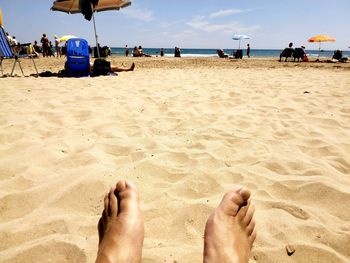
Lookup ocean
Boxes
[110,47,350,58]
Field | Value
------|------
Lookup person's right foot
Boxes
[96,180,144,263]
[203,186,256,263]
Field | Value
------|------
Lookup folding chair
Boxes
[0,26,38,77]
[66,38,90,77]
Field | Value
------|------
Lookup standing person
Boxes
[54,35,61,58]
[247,44,251,58]
[40,33,49,57]
[61,42,68,57]
[5,32,13,44]
[138,45,144,56]
[12,36,18,45]
[160,48,164,57]
[125,45,129,57]
[133,46,138,57]
[48,41,55,57]
[174,46,181,57]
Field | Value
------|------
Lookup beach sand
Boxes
[0,57,350,262]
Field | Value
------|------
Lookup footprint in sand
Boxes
[0,220,69,251]
[271,202,310,220]
[2,241,87,263]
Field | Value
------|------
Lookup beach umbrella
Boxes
[308,34,335,60]
[232,34,251,49]
[0,7,3,27]
[59,35,78,42]
[51,0,131,58]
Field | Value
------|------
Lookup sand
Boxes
[0,56,350,263]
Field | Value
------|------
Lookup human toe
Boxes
[108,186,118,217]
[242,201,255,226]
[115,180,139,215]
[218,185,251,216]
[246,217,256,236]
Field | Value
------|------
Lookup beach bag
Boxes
[93,58,111,76]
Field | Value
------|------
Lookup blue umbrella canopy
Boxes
[232,34,251,49]
[232,34,251,40]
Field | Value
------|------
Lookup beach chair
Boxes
[279,48,294,62]
[0,26,38,77]
[233,49,243,59]
[217,49,228,58]
[66,38,90,77]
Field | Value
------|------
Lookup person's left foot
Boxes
[96,180,144,263]
[130,62,135,71]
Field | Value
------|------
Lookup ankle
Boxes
[203,246,248,263]
[95,250,115,263]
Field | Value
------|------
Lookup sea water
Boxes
[110,47,350,58]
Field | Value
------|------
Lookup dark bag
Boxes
[93,59,111,76]
[80,0,99,21]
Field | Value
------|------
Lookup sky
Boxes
[1,0,349,50]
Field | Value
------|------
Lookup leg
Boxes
[96,180,144,263]
[203,185,256,263]
[110,62,135,72]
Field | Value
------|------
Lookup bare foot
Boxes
[203,186,256,263]
[130,62,135,71]
[96,180,144,263]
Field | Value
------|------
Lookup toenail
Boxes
[234,186,244,193]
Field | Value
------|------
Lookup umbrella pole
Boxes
[317,42,321,62]
[91,6,100,59]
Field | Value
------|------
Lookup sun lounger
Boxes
[0,26,38,77]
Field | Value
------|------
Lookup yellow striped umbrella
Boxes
[59,35,78,42]
[308,35,336,60]
[0,7,3,27]
[308,35,336,43]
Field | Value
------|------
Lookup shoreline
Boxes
[108,47,350,58]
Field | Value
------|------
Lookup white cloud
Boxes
[120,8,154,22]
[186,16,230,32]
[186,16,260,34]
[209,9,244,18]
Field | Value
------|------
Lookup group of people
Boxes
[124,45,181,58]
[35,33,63,58]
[5,32,18,45]
[23,33,65,58]
[217,44,251,59]
[19,33,113,60]
[4,30,39,58]
[279,42,308,62]
[128,45,151,57]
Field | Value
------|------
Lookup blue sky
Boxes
[1,0,349,50]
